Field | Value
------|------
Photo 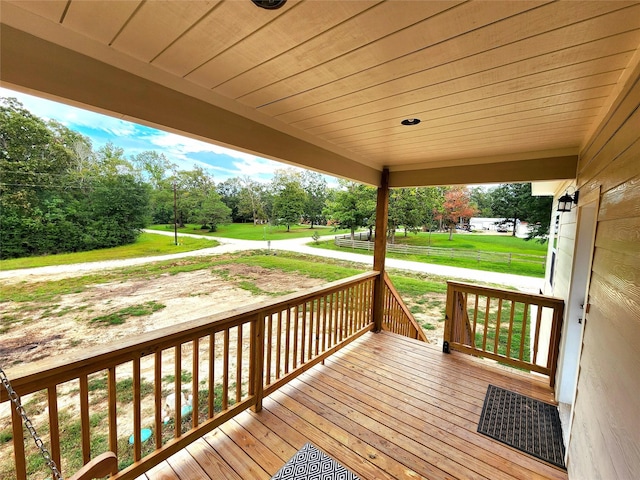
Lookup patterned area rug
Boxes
[271,442,360,480]
[478,384,566,469]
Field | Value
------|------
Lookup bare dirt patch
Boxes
[0,265,325,366]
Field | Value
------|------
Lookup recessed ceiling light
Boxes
[251,0,287,9]
[401,118,421,126]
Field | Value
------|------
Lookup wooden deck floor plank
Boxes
[353,335,522,400]
[279,381,491,480]
[251,399,404,480]
[266,391,423,480]
[203,429,271,480]
[185,437,244,480]
[232,410,299,462]
[369,333,555,400]
[144,461,179,480]
[329,345,484,415]
[346,334,555,404]
[165,448,212,480]
[306,362,567,480]
[325,353,477,428]
[217,418,291,476]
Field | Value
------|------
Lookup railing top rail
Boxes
[446,281,564,307]
[1,271,379,400]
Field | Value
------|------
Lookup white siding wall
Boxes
[557,65,640,478]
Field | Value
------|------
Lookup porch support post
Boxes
[373,168,390,332]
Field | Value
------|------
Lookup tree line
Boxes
[0,98,552,260]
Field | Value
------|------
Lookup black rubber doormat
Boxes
[271,442,361,480]
[478,384,566,469]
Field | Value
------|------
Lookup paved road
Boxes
[0,230,544,292]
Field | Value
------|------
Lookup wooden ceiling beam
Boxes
[389,155,578,188]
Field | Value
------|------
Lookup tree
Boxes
[469,186,494,217]
[0,97,150,258]
[388,188,421,243]
[301,171,328,228]
[237,176,267,224]
[324,180,376,239]
[196,190,232,232]
[272,179,306,231]
[437,187,477,240]
[491,183,553,240]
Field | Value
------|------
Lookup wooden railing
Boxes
[443,281,564,387]
[1,272,384,480]
[381,272,428,342]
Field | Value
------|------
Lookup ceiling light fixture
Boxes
[251,0,287,9]
[401,118,421,126]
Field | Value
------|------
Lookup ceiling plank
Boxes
[63,0,142,45]
[111,1,221,63]
[5,0,67,22]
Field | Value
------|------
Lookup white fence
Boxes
[334,234,546,266]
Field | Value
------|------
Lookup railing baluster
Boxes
[533,305,543,364]
[494,299,503,355]
[209,334,215,418]
[236,324,243,403]
[175,345,182,438]
[315,298,321,356]
[192,338,199,429]
[11,400,27,480]
[133,356,142,461]
[265,313,272,384]
[108,367,118,457]
[506,301,516,357]
[472,293,478,342]
[154,352,162,449]
[275,311,282,380]
[79,374,91,464]
[285,307,291,374]
[223,329,229,411]
[305,300,311,362]
[519,304,529,361]
[322,294,328,352]
[47,386,61,476]
[293,305,300,369]
[482,296,491,351]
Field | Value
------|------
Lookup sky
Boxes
[0,87,326,185]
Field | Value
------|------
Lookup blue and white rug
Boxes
[271,442,360,480]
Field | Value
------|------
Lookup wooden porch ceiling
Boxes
[141,332,567,480]
[2,1,640,186]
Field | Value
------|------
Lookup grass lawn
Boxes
[0,233,218,270]
[148,223,352,241]
[312,232,548,278]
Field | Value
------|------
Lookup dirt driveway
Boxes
[0,264,326,367]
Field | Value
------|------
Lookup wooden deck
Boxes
[140,332,568,480]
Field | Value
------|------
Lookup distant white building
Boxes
[469,217,510,231]
[469,217,531,237]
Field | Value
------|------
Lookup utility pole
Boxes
[173,181,178,246]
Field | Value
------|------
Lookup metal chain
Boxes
[0,367,63,480]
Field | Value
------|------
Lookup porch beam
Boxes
[389,155,578,187]
[373,168,390,332]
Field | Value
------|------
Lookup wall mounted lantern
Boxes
[558,189,579,212]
